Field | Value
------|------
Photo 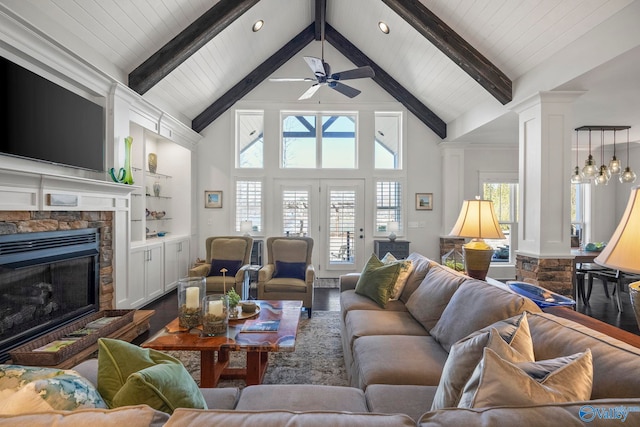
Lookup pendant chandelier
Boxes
[574,125,633,186]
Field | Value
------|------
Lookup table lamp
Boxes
[240,220,253,236]
[387,221,399,241]
[449,198,504,280]
[594,185,640,329]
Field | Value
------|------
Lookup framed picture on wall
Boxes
[205,191,222,208]
[416,193,433,210]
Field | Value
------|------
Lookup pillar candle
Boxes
[185,286,199,309]
[208,300,223,317]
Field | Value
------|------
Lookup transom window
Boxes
[281,113,356,169]
[237,110,264,168]
[375,112,402,169]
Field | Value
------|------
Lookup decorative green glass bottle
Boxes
[109,136,134,185]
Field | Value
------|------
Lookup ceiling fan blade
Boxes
[329,81,361,98]
[304,56,326,79]
[298,84,322,100]
[331,66,375,81]
[269,77,316,82]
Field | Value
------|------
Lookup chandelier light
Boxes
[571,130,584,184]
[594,130,610,186]
[575,125,632,186]
[581,130,598,179]
[609,130,622,175]
[620,128,637,184]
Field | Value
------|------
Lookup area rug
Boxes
[167,310,348,388]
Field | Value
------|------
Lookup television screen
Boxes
[0,56,105,171]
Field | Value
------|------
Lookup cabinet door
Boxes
[128,247,148,309]
[164,238,189,291]
[146,244,164,300]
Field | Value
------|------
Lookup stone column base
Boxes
[515,254,573,297]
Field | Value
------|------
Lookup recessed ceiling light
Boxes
[252,20,264,32]
[378,21,390,34]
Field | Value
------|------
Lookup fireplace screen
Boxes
[0,228,99,362]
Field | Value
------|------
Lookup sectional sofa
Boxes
[2,252,640,426]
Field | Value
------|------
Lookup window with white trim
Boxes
[480,175,518,264]
[375,180,403,235]
[235,180,262,233]
[375,112,402,169]
[237,110,263,168]
[281,113,356,169]
[282,189,309,236]
[571,183,588,247]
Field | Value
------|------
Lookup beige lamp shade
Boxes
[594,186,640,273]
[449,199,505,240]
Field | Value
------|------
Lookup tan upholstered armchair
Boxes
[189,236,253,296]
[258,237,314,318]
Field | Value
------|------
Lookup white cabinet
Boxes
[128,242,164,308]
[164,237,190,291]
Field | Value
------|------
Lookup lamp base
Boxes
[629,281,640,332]
[462,247,494,281]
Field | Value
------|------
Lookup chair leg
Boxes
[599,277,611,298]
[307,307,312,318]
[576,273,587,306]
[586,273,595,303]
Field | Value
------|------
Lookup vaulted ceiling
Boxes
[1,0,639,143]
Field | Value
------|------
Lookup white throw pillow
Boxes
[381,252,414,300]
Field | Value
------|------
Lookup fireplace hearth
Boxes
[0,228,100,362]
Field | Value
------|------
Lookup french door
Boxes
[275,179,365,277]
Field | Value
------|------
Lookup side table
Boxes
[243,265,262,300]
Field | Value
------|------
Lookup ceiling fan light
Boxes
[252,20,264,32]
[378,21,390,34]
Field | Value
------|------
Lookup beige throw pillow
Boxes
[458,347,593,409]
[431,313,534,410]
[380,252,414,300]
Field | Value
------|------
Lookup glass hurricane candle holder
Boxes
[178,276,206,330]
[202,295,229,337]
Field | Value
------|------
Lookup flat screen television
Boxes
[0,55,105,171]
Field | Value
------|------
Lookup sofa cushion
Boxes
[405,265,468,331]
[354,254,402,308]
[429,280,541,352]
[235,384,368,412]
[419,398,640,427]
[431,314,534,410]
[458,347,593,409]
[353,335,448,389]
[0,365,107,414]
[166,409,417,427]
[380,252,414,300]
[399,253,437,303]
[0,404,170,427]
[340,290,408,319]
[97,338,206,414]
[527,312,640,399]
[344,310,429,350]
[366,385,438,422]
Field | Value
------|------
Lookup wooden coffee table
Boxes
[141,300,302,387]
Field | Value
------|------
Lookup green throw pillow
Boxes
[97,338,206,414]
[355,254,402,308]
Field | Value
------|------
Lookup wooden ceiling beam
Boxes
[325,24,446,139]
[128,0,260,95]
[192,24,315,133]
[314,0,326,40]
[382,0,512,105]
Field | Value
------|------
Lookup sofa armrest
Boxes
[189,263,210,277]
[258,264,275,283]
[340,273,360,292]
[305,264,316,285]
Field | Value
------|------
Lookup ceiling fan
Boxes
[269,16,374,100]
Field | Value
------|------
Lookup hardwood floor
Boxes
[132,279,639,346]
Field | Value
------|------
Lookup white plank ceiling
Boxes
[0,0,637,141]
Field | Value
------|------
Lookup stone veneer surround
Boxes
[0,211,115,310]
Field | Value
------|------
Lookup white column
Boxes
[512,91,585,257]
[440,146,465,235]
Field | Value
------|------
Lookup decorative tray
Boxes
[230,305,261,320]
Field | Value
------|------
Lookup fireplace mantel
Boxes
[0,164,136,212]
